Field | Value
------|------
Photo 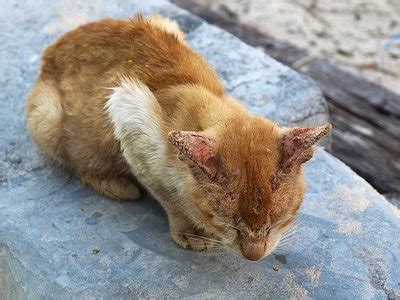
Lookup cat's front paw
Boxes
[171,231,217,251]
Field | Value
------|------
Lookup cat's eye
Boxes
[228,225,242,236]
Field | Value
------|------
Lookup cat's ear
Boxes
[168,131,229,184]
[279,123,331,173]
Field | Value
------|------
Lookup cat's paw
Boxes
[185,233,217,251]
[171,231,217,251]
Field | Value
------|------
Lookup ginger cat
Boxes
[26,14,331,261]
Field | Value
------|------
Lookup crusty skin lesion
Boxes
[26,14,331,260]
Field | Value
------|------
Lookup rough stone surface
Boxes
[0,0,399,298]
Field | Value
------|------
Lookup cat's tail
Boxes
[147,14,186,43]
[26,79,64,162]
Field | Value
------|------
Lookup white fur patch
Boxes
[148,14,185,42]
[105,77,161,140]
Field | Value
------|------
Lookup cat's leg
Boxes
[26,79,64,162]
[167,208,218,251]
[106,79,217,249]
[79,173,141,201]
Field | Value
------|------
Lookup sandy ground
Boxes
[190,0,400,95]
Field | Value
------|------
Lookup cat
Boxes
[26,14,331,261]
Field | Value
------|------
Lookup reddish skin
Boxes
[281,125,331,173]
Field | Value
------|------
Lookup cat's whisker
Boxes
[280,236,295,244]
[275,241,291,249]
[280,238,298,245]
[201,240,242,257]
[280,236,298,242]
[281,233,301,243]
[169,202,242,249]
[213,221,241,232]
[271,248,286,255]
[209,245,227,252]
[291,219,304,230]
[286,223,302,234]
[287,219,302,229]
[281,231,300,241]
[213,245,241,257]
[280,235,299,243]
[277,241,296,249]
[281,221,303,238]
[171,231,224,246]
[279,234,300,244]
[227,248,241,257]
[287,215,301,226]
[224,235,238,245]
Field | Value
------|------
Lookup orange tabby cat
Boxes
[26,14,331,261]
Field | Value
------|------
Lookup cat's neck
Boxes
[156,84,249,134]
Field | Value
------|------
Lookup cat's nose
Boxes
[240,240,266,261]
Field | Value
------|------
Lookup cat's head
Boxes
[168,117,331,261]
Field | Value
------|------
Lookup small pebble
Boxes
[273,265,280,272]
[359,60,377,69]
[337,48,353,57]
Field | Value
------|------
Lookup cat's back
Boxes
[27,14,224,177]
[41,15,224,96]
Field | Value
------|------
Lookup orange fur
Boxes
[26,14,331,260]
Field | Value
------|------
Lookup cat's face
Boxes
[202,162,306,261]
[169,118,331,260]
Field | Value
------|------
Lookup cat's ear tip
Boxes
[320,122,332,132]
[313,122,332,137]
[167,130,178,138]
[167,130,182,143]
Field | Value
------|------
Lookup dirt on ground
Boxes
[189,0,400,95]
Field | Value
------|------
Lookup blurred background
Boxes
[172,0,400,206]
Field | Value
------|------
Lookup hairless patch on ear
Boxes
[168,131,235,186]
[280,123,331,173]
[168,131,216,164]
